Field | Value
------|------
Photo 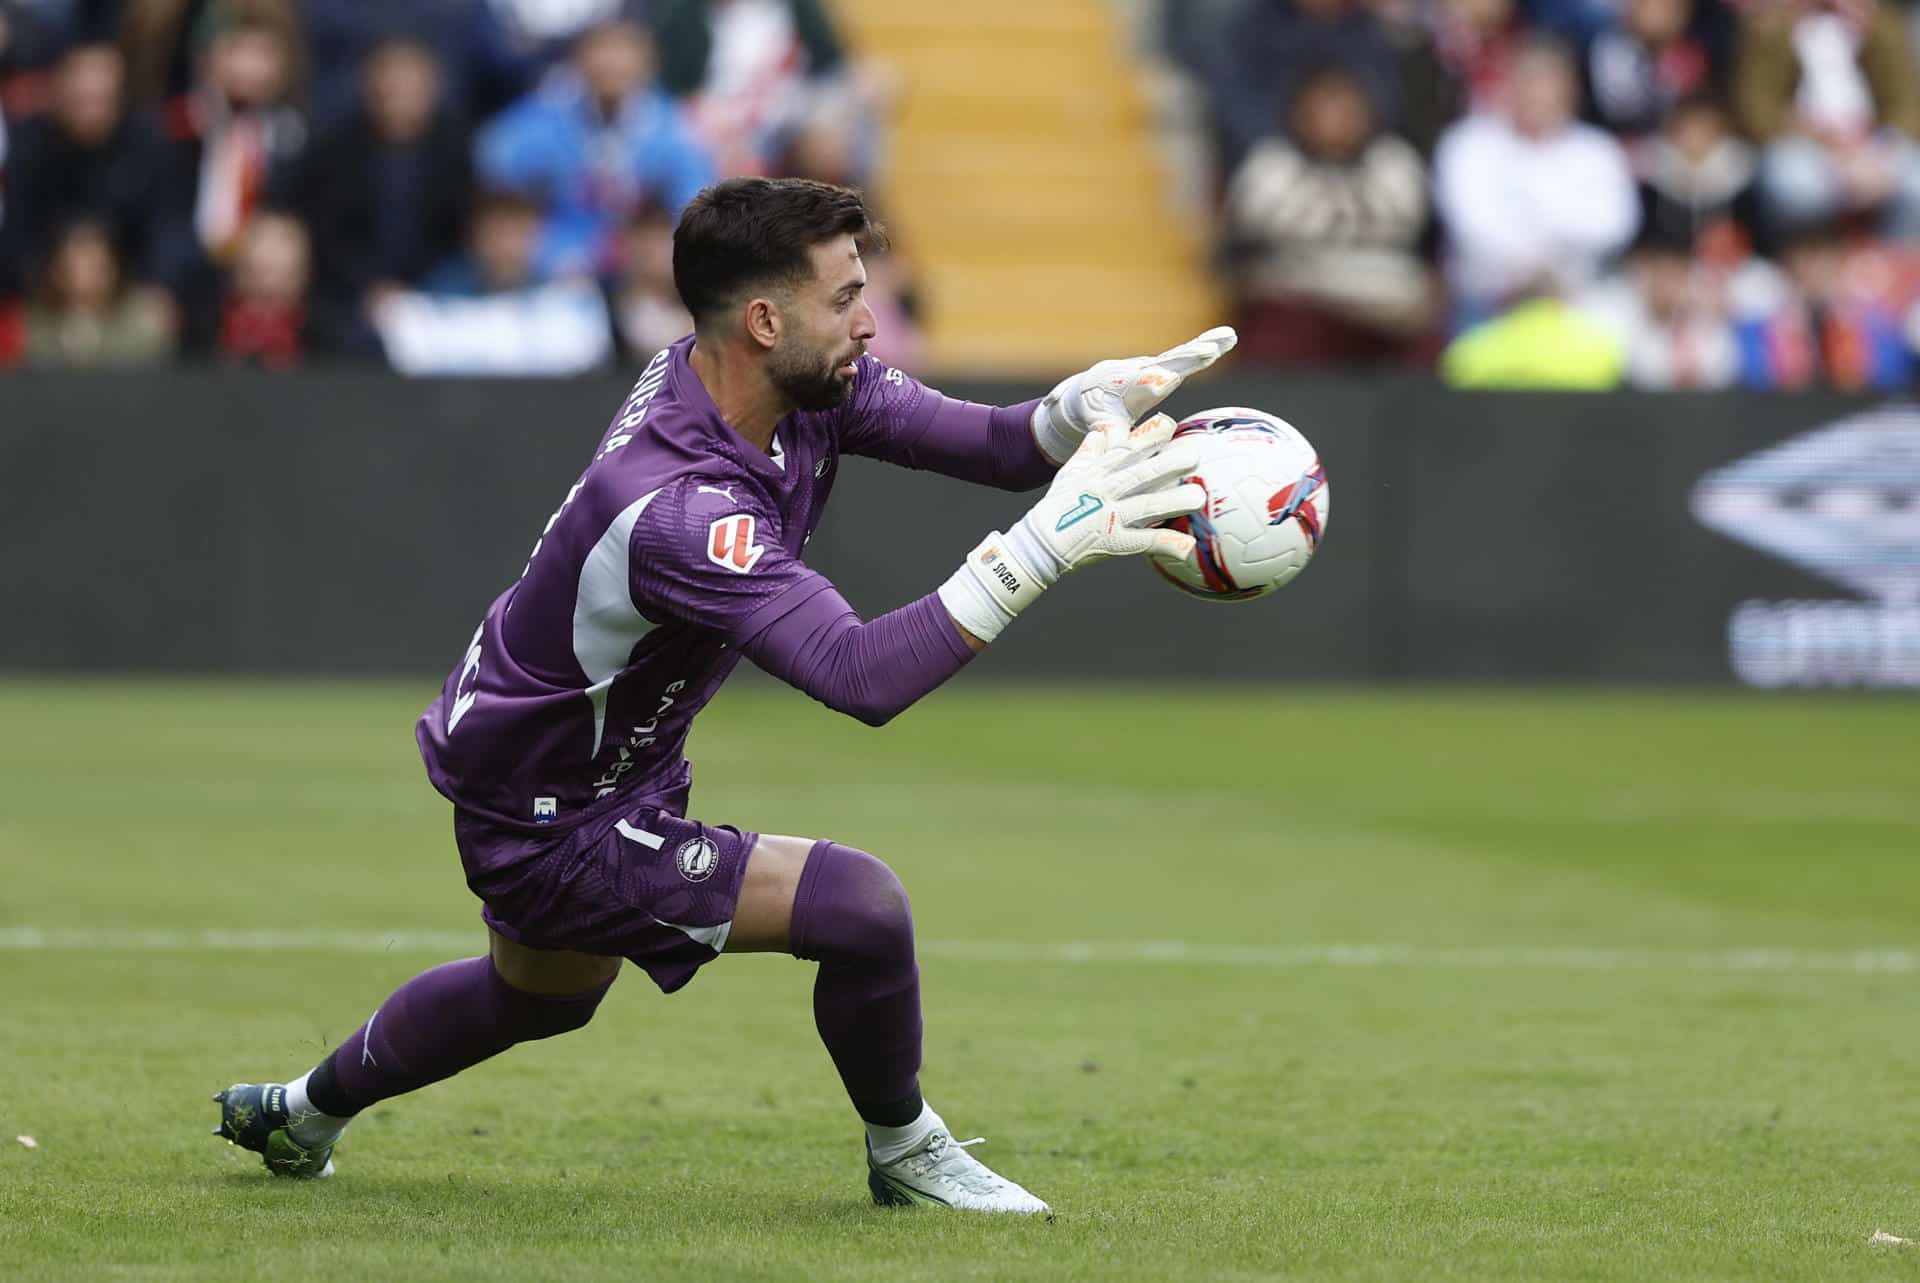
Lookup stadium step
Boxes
[835,0,1221,376]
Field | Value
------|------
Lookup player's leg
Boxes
[213,934,617,1177]
[727,835,924,1125]
[728,835,1049,1214]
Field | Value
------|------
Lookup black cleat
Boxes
[211,1083,335,1178]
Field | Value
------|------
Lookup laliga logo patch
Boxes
[676,836,719,883]
[1690,406,1920,688]
[707,513,766,574]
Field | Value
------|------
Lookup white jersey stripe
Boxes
[613,819,666,849]
[573,488,664,751]
[654,917,731,952]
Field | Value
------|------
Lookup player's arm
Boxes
[653,421,1201,726]
[841,328,1237,490]
[631,480,973,727]
[739,581,979,725]
[744,419,1201,722]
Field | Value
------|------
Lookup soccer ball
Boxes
[1148,407,1330,602]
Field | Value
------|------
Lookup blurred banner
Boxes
[2,373,1914,686]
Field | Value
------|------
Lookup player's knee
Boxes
[488,959,616,1041]
[812,842,915,966]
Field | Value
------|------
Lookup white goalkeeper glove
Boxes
[1030,326,1239,465]
[938,414,1203,643]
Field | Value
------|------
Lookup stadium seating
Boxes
[833,0,1221,372]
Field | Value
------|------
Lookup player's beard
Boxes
[769,336,858,412]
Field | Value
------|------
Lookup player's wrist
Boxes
[1029,398,1080,468]
[936,531,1049,643]
[1005,514,1066,586]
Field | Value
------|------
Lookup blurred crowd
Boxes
[1156,0,1920,388]
[0,0,921,374]
[7,0,1918,388]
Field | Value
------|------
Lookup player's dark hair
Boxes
[673,177,887,327]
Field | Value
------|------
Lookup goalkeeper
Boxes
[211,177,1235,1214]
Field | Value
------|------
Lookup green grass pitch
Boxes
[1,679,1916,1282]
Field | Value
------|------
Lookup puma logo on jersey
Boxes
[708,514,767,574]
[697,484,736,501]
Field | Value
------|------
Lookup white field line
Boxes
[0,927,1914,973]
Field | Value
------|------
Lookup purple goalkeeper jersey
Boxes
[418,335,1048,832]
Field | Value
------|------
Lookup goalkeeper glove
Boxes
[938,414,1203,643]
[1030,326,1239,465]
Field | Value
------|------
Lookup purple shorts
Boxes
[454,802,756,994]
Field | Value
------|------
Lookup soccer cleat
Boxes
[867,1128,1051,1215]
[211,1083,336,1178]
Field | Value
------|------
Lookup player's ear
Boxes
[744,297,781,351]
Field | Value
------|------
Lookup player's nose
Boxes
[852,300,878,343]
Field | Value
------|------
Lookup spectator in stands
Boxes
[1433,36,1640,324]
[0,0,84,86]
[1365,0,1465,156]
[186,208,334,366]
[1584,0,1717,141]
[176,14,307,271]
[489,0,645,86]
[0,40,194,296]
[607,199,692,364]
[1733,0,1920,240]
[1727,226,1915,386]
[1155,0,1249,90]
[1224,63,1433,366]
[1528,0,1628,45]
[1208,0,1403,170]
[422,187,543,298]
[654,0,847,98]
[1438,292,1627,385]
[302,37,470,346]
[1431,0,1526,115]
[1639,94,1758,257]
[296,0,524,131]
[653,0,884,181]
[122,0,302,113]
[2,217,174,365]
[371,187,614,375]
[1577,228,1742,386]
[476,19,714,280]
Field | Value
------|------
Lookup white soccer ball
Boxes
[1148,407,1330,602]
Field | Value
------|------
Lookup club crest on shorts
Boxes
[676,836,720,882]
[707,513,766,574]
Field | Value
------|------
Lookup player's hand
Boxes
[1030,327,1238,465]
[1010,414,1202,581]
[937,416,1202,645]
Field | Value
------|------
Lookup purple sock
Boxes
[789,841,924,1127]
[309,956,611,1114]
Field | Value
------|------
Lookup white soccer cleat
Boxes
[867,1127,1052,1215]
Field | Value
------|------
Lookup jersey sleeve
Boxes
[835,356,1054,492]
[627,477,835,644]
[628,475,976,725]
